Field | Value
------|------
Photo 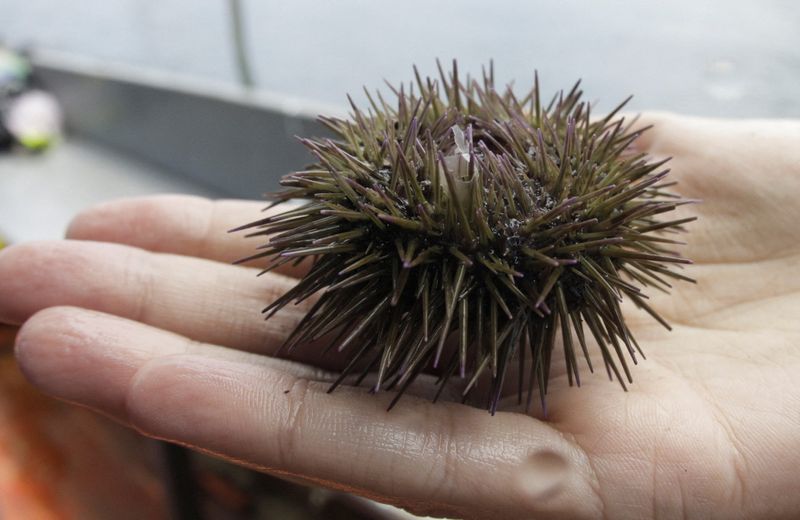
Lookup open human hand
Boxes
[1,113,798,519]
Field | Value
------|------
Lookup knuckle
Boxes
[421,408,461,501]
[275,376,312,468]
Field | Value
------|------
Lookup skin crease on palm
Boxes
[0,112,799,520]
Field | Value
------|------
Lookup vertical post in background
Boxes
[229,0,255,89]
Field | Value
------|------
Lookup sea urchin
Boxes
[234,61,695,414]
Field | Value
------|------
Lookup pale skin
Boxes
[0,112,799,519]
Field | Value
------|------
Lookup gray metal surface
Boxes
[31,53,336,199]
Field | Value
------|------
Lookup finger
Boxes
[618,110,678,155]
[15,306,463,412]
[16,306,602,519]
[622,113,800,263]
[0,239,337,365]
[66,195,309,278]
[14,306,336,418]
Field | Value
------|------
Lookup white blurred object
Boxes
[5,89,63,149]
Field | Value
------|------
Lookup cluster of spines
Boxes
[234,61,695,414]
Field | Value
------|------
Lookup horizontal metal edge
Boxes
[30,49,341,197]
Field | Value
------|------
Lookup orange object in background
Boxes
[0,326,169,519]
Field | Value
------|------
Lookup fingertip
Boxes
[66,196,137,240]
[14,306,174,418]
[15,306,89,397]
[64,201,104,240]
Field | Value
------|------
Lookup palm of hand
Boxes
[514,115,800,519]
[0,114,798,520]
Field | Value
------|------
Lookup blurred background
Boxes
[5,0,800,114]
[0,1,798,518]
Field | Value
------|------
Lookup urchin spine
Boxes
[234,61,695,414]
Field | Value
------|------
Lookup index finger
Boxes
[66,195,310,278]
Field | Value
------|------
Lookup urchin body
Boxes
[235,62,694,414]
